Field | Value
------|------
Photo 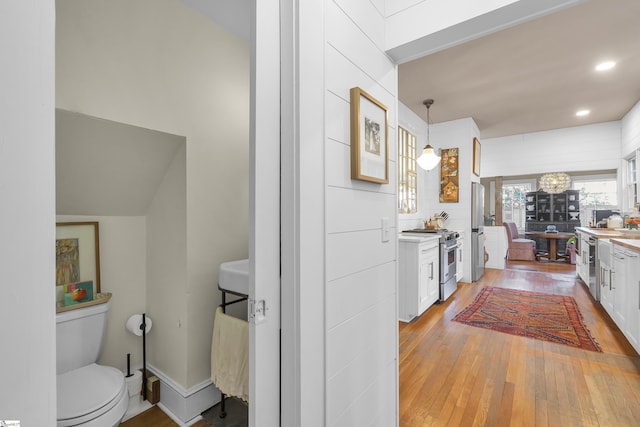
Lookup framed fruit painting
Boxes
[56,222,101,310]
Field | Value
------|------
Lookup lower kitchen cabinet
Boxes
[578,231,591,285]
[611,248,628,328]
[399,236,440,322]
[612,244,640,352]
[599,239,614,316]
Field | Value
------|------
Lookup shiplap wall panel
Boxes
[326,140,397,194]
[482,121,621,177]
[326,92,351,145]
[327,292,396,378]
[326,261,395,329]
[385,0,423,17]
[325,45,397,124]
[325,91,397,164]
[332,361,396,426]
[324,1,398,425]
[326,229,396,281]
[332,0,385,55]
[622,100,640,157]
[327,296,396,423]
[327,187,397,233]
[327,2,393,93]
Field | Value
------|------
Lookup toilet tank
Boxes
[56,300,111,374]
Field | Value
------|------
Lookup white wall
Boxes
[312,0,399,425]
[427,118,480,282]
[0,1,57,425]
[621,99,640,209]
[397,101,432,232]
[56,215,149,372]
[147,144,188,383]
[622,99,640,157]
[482,121,621,177]
[56,0,250,391]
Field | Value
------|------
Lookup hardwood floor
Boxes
[120,406,210,427]
[399,261,640,426]
[122,261,640,426]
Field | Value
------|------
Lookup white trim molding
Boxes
[147,363,220,425]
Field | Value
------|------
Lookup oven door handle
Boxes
[446,244,459,251]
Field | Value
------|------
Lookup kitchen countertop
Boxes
[399,233,441,243]
[610,239,640,252]
[575,226,640,239]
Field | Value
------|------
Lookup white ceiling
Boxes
[399,0,640,139]
[182,0,640,140]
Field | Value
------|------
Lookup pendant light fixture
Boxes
[416,99,441,171]
[539,172,571,193]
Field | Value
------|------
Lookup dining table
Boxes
[524,231,575,262]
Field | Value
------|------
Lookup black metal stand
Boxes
[141,313,147,401]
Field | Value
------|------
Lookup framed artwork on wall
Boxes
[440,148,459,202]
[56,221,101,310]
[350,87,389,184]
[473,137,481,176]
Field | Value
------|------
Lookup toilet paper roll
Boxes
[126,314,152,336]
[125,369,142,397]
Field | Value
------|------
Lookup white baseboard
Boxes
[147,363,221,424]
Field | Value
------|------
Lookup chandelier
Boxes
[416,99,441,171]
[539,172,571,193]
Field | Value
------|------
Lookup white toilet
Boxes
[56,300,128,426]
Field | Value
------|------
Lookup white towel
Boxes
[211,307,249,402]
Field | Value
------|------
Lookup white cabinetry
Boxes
[456,235,464,282]
[399,236,440,322]
[599,239,614,317]
[612,244,640,352]
[611,246,628,327]
[577,231,590,284]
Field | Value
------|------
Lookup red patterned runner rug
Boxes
[452,286,602,352]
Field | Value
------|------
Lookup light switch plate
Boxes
[381,217,390,242]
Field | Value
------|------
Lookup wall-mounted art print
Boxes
[56,222,101,310]
[440,148,459,203]
[350,87,389,184]
[473,137,481,176]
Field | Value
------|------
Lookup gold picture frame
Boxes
[440,148,459,203]
[473,137,481,176]
[56,222,101,310]
[350,87,389,183]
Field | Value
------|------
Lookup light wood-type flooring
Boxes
[400,260,640,426]
[122,261,640,426]
[120,405,210,427]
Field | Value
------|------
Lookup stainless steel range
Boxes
[402,229,460,302]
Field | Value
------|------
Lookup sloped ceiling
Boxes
[56,109,185,216]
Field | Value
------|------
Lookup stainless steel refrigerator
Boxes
[471,182,485,282]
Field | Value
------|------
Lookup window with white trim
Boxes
[398,126,417,214]
[502,182,533,229]
[627,152,638,209]
[572,176,618,222]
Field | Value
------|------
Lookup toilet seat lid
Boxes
[57,363,125,422]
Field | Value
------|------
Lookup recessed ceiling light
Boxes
[595,61,616,71]
[576,110,590,117]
